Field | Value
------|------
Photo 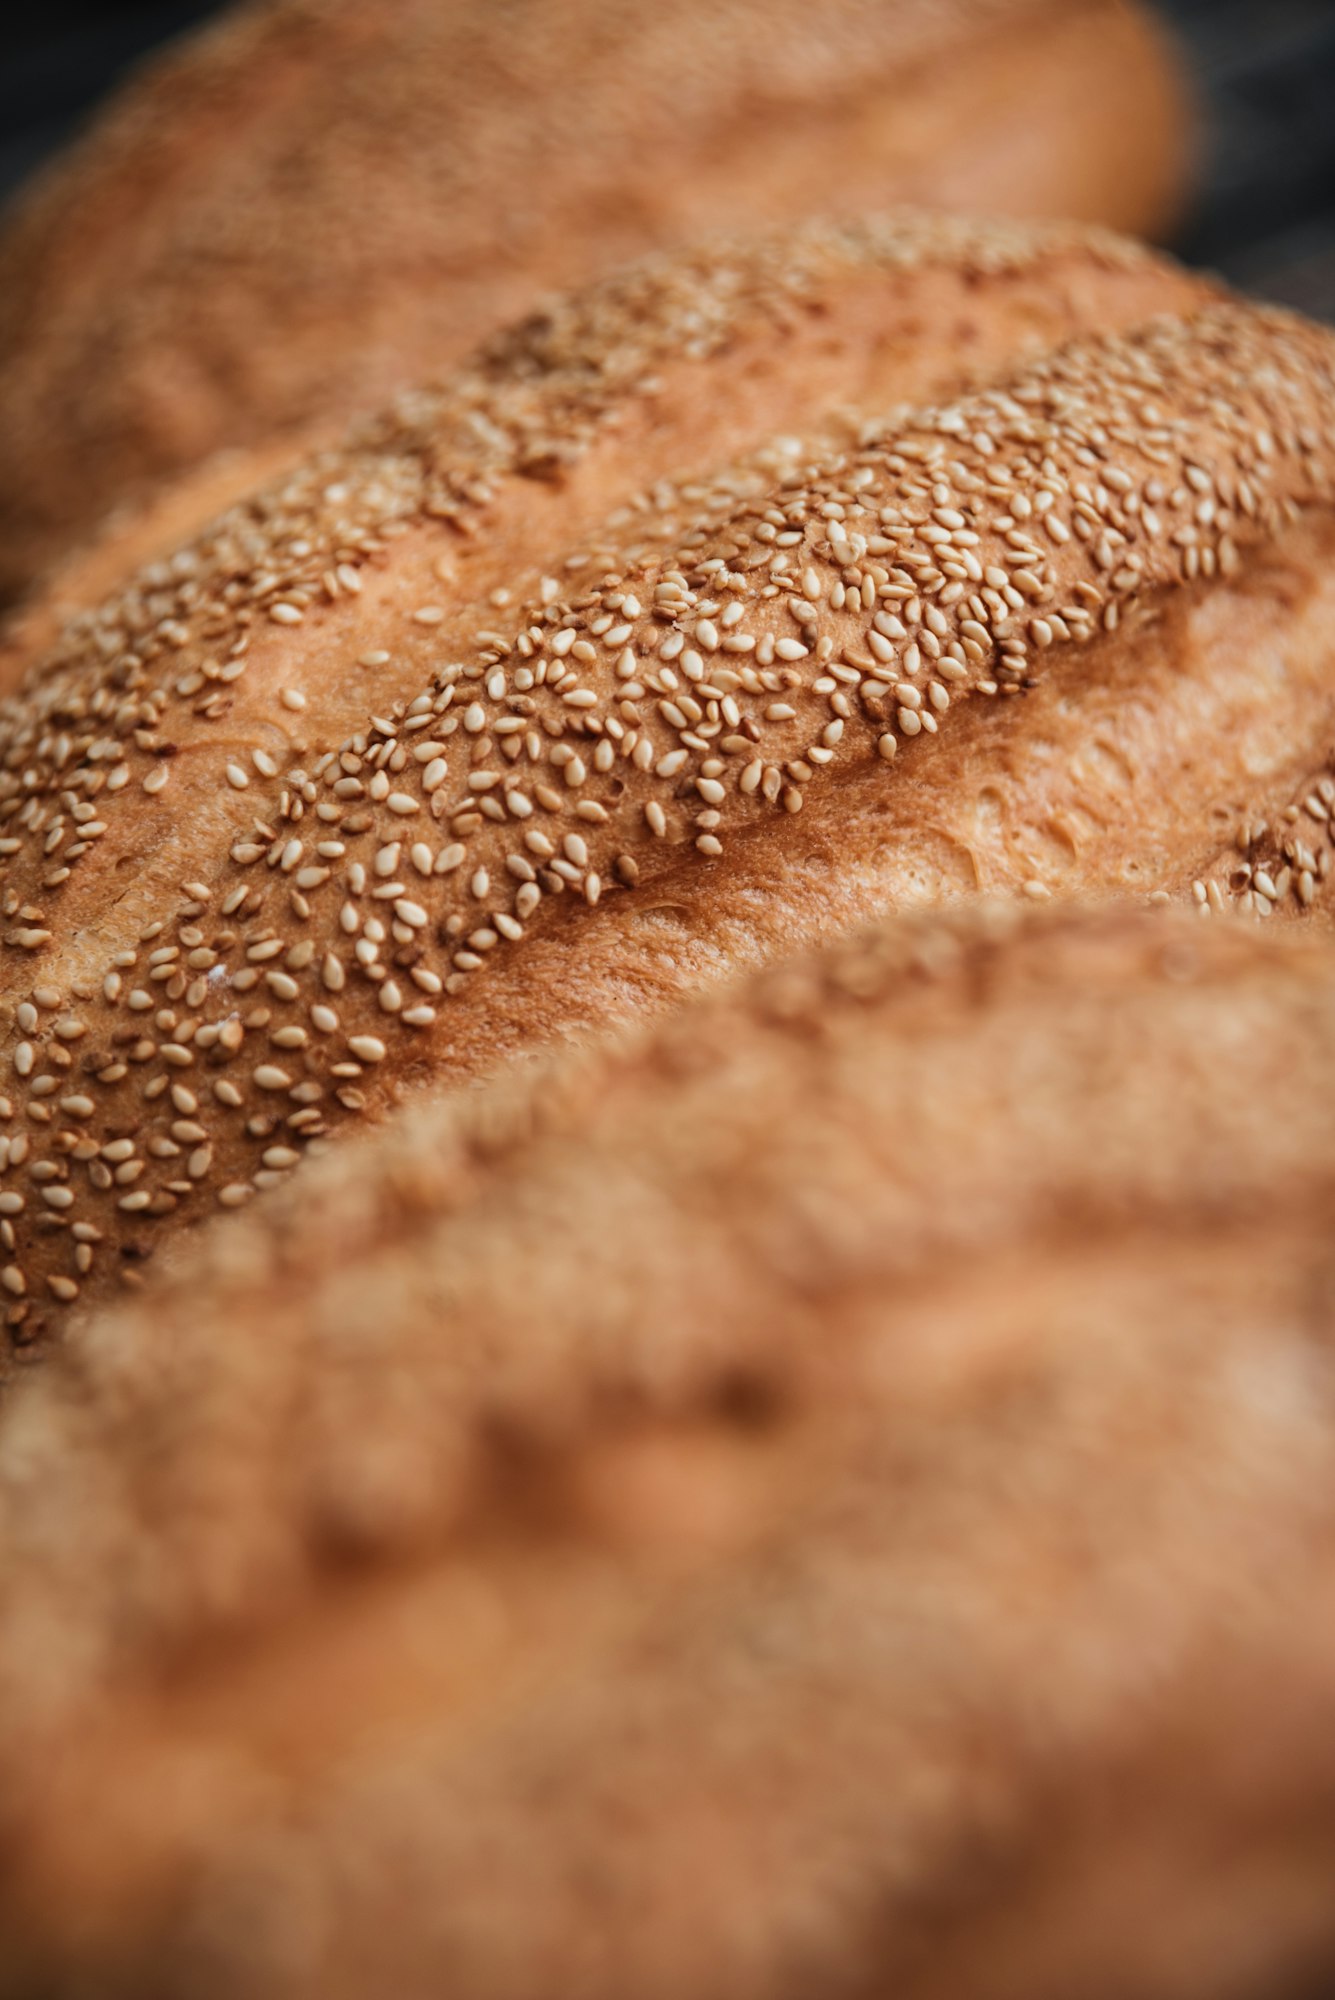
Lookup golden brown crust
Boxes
[0,0,1191,597]
[3,903,1335,1998]
[0,214,1252,1351]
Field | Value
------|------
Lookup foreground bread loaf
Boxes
[0,0,1189,598]
[3,905,1335,1998]
[3,216,1335,1351]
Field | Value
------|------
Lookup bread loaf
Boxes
[3,215,1335,1355]
[0,0,1191,598]
[3,904,1335,1998]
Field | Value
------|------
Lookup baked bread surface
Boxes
[2,217,1335,1351]
[0,0,1190,596]
[1,905,1335,1998]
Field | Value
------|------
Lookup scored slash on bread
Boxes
[0,0,1190,597]
[0,216,1334,1351]
[2,903,1335,1996]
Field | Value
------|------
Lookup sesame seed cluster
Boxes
[1189,773,1335,920]
[0,215,1332,1352]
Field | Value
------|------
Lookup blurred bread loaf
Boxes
[2,216,1335,1353]
[0,0,1191,598]
[3,904,1335,1998]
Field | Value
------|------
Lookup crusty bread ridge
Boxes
[3,216,1335,1352]
[0,0,1190,599]
[2,904,1335,1997]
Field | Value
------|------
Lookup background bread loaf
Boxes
[2,905,1335,1998]
[0,0,1191,600]
[2,218,1335,1354]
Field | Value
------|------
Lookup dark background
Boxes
[1,0,1334,317]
